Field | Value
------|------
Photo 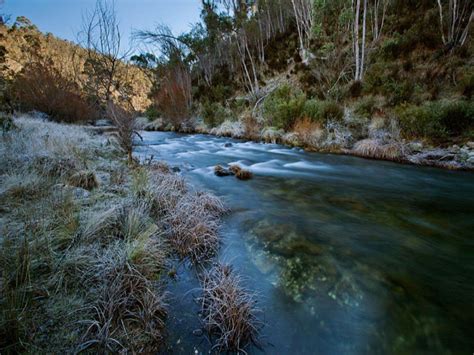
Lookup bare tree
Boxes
[106,101,141,163]
[371,0,389,42]
[436,0,473,48]
[79,0,129,107]
[352,0,368,81]
[290,0,313,59]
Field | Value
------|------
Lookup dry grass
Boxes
[68,170,99,190]
[166,191,226,263]
[0,116,168,352]
[198,264,262,352]
[78,244,167,353]
[352,139,406,161]
[242,115,261,140]
[210,120,245,138]
[0,115,259,353]
[292,117,325,148]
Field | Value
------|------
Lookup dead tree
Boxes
[79,0,129,107]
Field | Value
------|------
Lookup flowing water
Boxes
[135,131,474,354]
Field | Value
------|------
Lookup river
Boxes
[135,131,474,354]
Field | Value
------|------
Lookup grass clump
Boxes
[166,191,226,262]
[353,139,405,161]
[68,170,99,190]
[198,264,262,353]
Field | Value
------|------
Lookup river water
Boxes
[135,131,474,354]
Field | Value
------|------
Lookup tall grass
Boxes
[198,264,262,352]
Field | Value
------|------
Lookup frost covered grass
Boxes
[352,139,405,161]
[198,264,262,353]
[0,115,261,353]
[0,116,169,352]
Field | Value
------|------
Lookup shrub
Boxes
[302,99,344,124]
[12,62,96,123]
[151,65,192,128]
[106,102,141,163]
[396,100,474,140]
[460,73,474,99]
[436,100,474,136]
[1,113,16,133]
[242,115,261,140]
[354,96,378,118]
[262,84,306,130]
[201,101,229,127]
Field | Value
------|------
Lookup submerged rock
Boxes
[214,165,232,176]
[224,142,233,147]
[236,169,253,180]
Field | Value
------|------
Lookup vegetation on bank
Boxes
[133,0,473,150]
[1,1,473,165]
[0,115,261,353]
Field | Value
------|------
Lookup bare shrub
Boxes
[106,101,141,163]
[353,138,405,161]
[198,264,262,352]
[68,170,99,190]
[12,61,96,123]
[152,65,192,129]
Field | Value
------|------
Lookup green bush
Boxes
[201,101,230,127]
[354,96,377,118]
[144,105,160,119]
[436,100,474,136]
[380,34,402,60]
[396,100,474,140]
[262,84,306,130]
[302,99,344,123]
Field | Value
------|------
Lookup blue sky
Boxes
[2,0,202,47]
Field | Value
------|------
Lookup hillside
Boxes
[139,0,473,169]
[0,18,151,113]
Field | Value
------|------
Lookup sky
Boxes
[2,0,202,48]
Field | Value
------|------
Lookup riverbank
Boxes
[0,115,261,353]
[144,118,474,171]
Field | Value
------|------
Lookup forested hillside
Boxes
[137,0,473,166]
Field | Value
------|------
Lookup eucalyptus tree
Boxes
[436,0,473,48]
